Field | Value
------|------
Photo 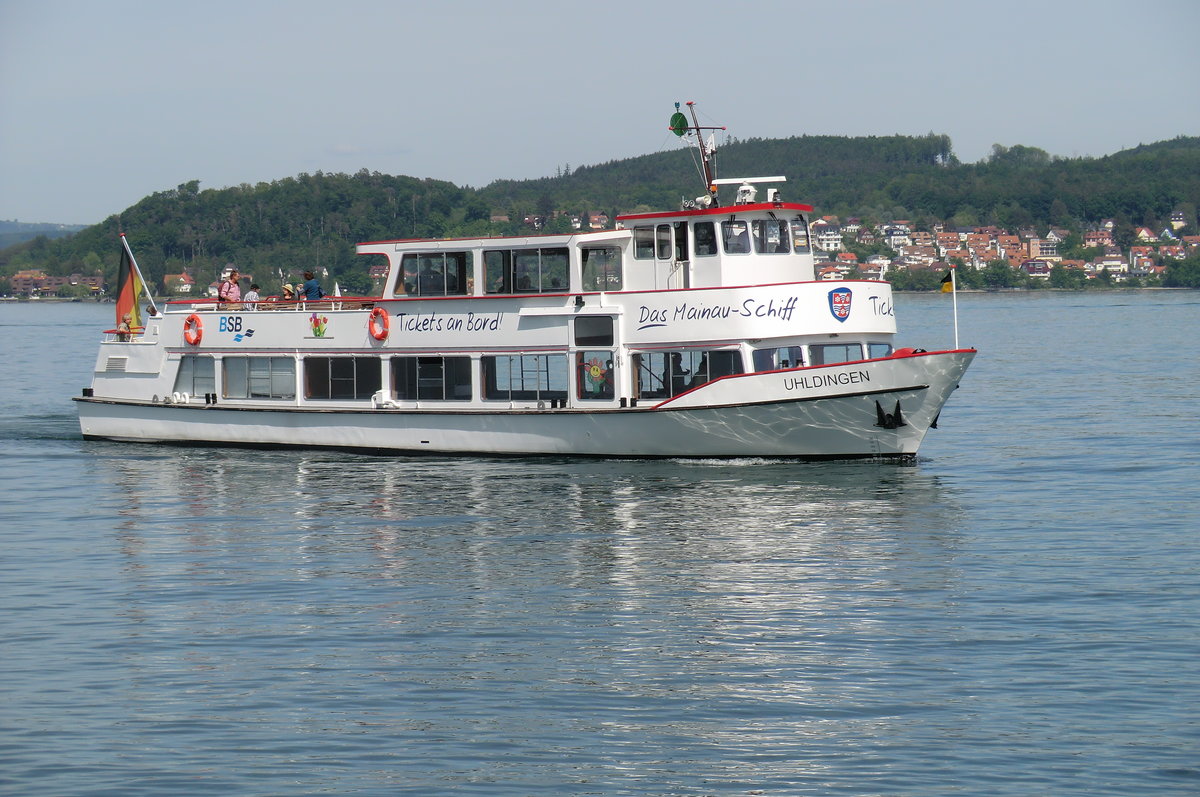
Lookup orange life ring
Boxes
[368,307,390,341]
[183,314,203,346]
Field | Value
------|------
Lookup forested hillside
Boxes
[2,133,1197,295]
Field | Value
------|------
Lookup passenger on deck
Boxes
[116,313,132,341]
[281,284,297,302]
[218,269,242,309]
[302,271,325,300]
[244,283,260,310]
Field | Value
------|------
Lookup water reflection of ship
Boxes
[99,449,965,592]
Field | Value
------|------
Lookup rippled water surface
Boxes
[1,293,1198,795]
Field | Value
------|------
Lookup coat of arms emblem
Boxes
[828,287,852,322]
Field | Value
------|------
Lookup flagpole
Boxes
[120,233,159,317]
[951,264,959,349]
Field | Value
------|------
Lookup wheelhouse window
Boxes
[868,343,893,359]
[581,247,622,291]
[808,343,865,366]
[396,252,470,297]
[693,221,717,256]
[791,215,811,253]
[482,354,567,401]
[722,220,751,254]
[752,345,805,371]
[392,356,472,401]
[632,227,656,260]
[303,356,382,400]
[656,224,672,259]
[753,219,790,254]
[223,356,295,400]
[484,247,568,293]
[632,349,744,399]
[174,354,215,395]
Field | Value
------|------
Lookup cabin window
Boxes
[581,246,622,290]
[752,346,805,371]
[484,250,510,293]
[694,222,717,257]
[656,224,672,259]
[632,227,656,260]
[484,247,568,293]
[303,356,382,400]
[753,219,790,254]
[791,215,811,253]
[868,343,893,359]
[574,315,613,347]
[514,250,541,291]
[174,354,215,396]
[808,343,864,366]
[392,356,472,400]
[722,220,751,254]
[576,352,615,400]
[482,354,568,401]
[632,349,744,399]
[397,252,470,297]
[223,356,295,400]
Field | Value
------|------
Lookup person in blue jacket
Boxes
[302,271,325,300]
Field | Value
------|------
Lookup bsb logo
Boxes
[828,287,852,322]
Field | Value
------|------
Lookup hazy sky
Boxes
[2,0,1198,225]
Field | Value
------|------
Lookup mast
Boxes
[669,101,725,206]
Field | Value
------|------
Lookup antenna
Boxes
[670,101,726,206]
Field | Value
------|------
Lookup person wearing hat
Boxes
[281,283,296,302]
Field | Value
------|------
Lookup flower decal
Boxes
[584,357,607,392]
[310,312,329,337]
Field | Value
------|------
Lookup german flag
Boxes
[115,235,143,330]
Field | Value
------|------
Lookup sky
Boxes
[2,0,1198,225]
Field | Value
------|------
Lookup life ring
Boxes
[183,314,203,346]
[368,307,390,341]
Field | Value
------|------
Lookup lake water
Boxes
[1,292,1197,796]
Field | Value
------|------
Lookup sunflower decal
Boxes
[584,357,608,393]
[310,312,329,337]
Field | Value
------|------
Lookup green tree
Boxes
[981,259,1023,289]
[1049,264,1086,289]
[1163,251,1200,288]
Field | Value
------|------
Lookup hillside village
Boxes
[808,210,1198,283]
[5,209,1198,299]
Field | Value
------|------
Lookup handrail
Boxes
[162,297,377,312]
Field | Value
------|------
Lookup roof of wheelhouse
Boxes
[617,201,815,224]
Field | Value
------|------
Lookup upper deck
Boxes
[357,198,819,298]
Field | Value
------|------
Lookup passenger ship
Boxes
[76,104,975,458]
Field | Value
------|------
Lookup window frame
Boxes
[302,356,383,400]
[481,353,568,402]
[581,246,622,291]
[391,355,473,401]
[722,220,751,254]
[174,354,215,396]
[222,355,296,400]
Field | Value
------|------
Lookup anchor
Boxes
[875,399,907,430]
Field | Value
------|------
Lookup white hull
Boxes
[78,351,973,459]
